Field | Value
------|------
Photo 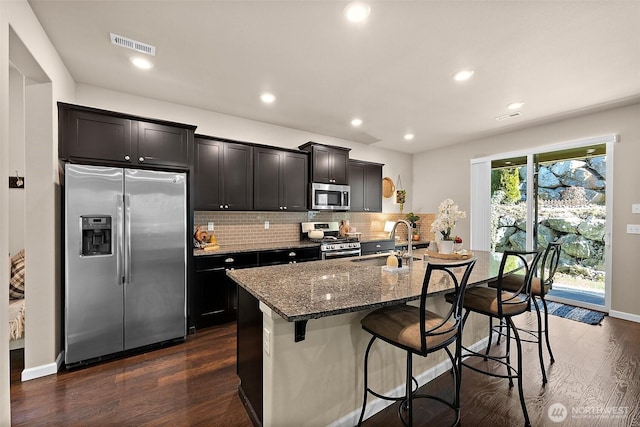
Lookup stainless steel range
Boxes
[301,221,361,260]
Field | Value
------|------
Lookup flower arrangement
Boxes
[431,199,467,241]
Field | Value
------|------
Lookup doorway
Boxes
[472,135,614,311]
[490,146,607,308]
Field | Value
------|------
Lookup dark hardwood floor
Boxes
[10,312,640,426]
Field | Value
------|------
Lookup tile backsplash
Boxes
[194,211,435,245]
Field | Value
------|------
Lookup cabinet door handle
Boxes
[283,206,287,210]
[219,205,224,209]
[138,157,144,162]
[124,155,130,161]
[224,204,229,209]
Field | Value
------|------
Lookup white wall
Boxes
[1,0,75,419]
[1,6,12,424]
[75,84,414,214]
[412,102,640,318]
[8,66,25,256]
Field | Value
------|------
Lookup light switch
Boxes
[633,204,640,214]
[626,224,640,234]
[264,221,270,229]
[207,222,214,231]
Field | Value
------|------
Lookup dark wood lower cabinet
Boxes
[193,253,259,330]
[237,286,263,426]
[192,248,320,330]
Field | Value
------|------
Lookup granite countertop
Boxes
[193,240,321,256]
[227,250,505,323]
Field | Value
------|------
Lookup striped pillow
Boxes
[9,249,25,300]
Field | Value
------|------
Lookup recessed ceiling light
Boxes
[130,56,153,70]
[260,93,276,104]
[404,133,414,141]
[507,102,524,110]
[453,69,474,82]
[351,118,363,127]
[344,2,371,23]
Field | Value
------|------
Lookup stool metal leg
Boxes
[541,296,555,364]
[532,297,548,385]
[357,335,377,426]
[405,352,413,426]
[506,318,513,388]
[508,317,531,427]
[484,317,494,360]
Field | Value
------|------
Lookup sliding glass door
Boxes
[473,135,614,311]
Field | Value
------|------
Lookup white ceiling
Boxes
[27,1,640,154]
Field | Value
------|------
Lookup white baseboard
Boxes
[329,334,495,427]
[609,310,640,324]
[21,351,63,381]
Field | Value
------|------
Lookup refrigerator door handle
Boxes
[124,193,132,285]
[117,195,125,285]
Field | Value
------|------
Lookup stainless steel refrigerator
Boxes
[64,163,187,365]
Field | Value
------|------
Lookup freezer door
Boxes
[124,169,187,349]
[65,164,124,364]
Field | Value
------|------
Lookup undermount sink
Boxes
[350,255,421,266]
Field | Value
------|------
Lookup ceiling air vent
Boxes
[110,33,156,56]
[495,111,522,121]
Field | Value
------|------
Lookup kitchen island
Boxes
[227,250,509,426]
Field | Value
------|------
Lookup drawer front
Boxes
[361,240,395,255]
[259,247,321,266]
[195,252,259,271]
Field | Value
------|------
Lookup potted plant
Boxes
[395,189,407,213]
[405,212,420,227]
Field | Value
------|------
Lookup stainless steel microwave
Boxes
[310,183,350,211]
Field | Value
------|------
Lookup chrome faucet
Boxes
[390,220,412,261]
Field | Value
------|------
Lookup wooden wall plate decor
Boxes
[382,177,395,198]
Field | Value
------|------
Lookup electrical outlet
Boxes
[633,204,640,214]
[627,224,640,234]
[207,222,214,231]
[264,221,270,230]
[263,328,271,355]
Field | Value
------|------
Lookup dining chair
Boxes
[487,242,562,385]
[357,258,477,427]
[446,249,543,427]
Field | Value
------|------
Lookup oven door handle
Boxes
[324,249,361,258]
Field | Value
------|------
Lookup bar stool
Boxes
[357,258,476,426]
[488,242,561,385]
[445,249,542,427]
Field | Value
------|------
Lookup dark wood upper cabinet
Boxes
[349,160,383,212]
[254,147,308,211]
[136,121,189,168]
[298,142,350,185]
[194,136,253,211]
[58,103,193,169]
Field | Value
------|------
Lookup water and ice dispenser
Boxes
[81,216,112,256]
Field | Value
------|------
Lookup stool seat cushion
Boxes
[361,305,456,354]
[488,274,549,296]
[446,286,528,317]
